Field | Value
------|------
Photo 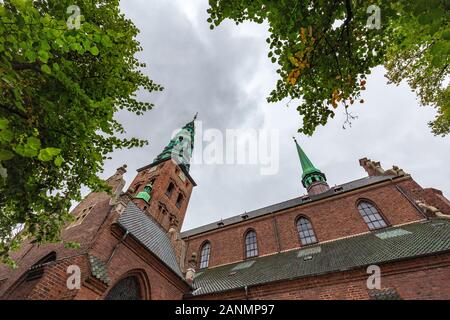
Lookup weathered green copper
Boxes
[152,114,197,172]
[293,137,327,189]
[135,183,153,203]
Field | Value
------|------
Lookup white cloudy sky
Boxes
[94,0,449,231]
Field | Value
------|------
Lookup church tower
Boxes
[128,115,197,233]
[293,137,330,196]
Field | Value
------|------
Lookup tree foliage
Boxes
[207,0,449,135]
[0,0,161,265]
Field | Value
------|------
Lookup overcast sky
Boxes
[94,0,449,231]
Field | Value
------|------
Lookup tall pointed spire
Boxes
[293,137,329,195]
[152,115,197,172]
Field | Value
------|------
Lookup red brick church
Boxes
[1,117,449,300]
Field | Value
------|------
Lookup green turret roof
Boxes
[293,137,327,189]
[135,183,153,203]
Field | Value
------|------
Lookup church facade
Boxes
[1,117,449,300]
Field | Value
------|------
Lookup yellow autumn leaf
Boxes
[289,55,300,67]
[300,27,307,42]
[287,69,301,86]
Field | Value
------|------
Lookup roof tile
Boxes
[117,202,183,278]
[191,219,450,296]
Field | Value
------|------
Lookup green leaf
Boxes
[54,155,64,167]
[101,35,113,48]
[27,137,41,151]
[89,46,99,56]
[15,136,41,158]
[38,50,49,63]
[64,242,81,249]
[442,29,450,41]
[41,64,52,75]
[38,147,61,162]
[0,128,13,143]
[0,150,14,161]
[0,118,9,129]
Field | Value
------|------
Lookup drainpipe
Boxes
[271,212,281,253]
[244,285,249,300]
[392,179,428,220]
[107,231,129,265]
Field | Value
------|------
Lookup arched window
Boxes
[245,230,258,258]
[357,201,387,230]
[296,217,317,245]
[199,242,211,269]
[105,276,142,300]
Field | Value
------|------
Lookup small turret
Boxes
[135,182,153,203]
[293,137,330,196]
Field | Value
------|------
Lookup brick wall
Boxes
[0,191,114,299]
[397,179,450,215]
[128,160,194,233]
[0,191,190,300]
[2,255,88,300]
[81,214,190,300]
[184,177,426,268]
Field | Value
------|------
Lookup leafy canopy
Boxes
[207,0,450,135]
[0,0,161,265]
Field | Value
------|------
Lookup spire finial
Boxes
[193,112,198,121]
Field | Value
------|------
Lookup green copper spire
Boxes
[152,114,197,172]
[293,137,327,189]
[135,183,153,203]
